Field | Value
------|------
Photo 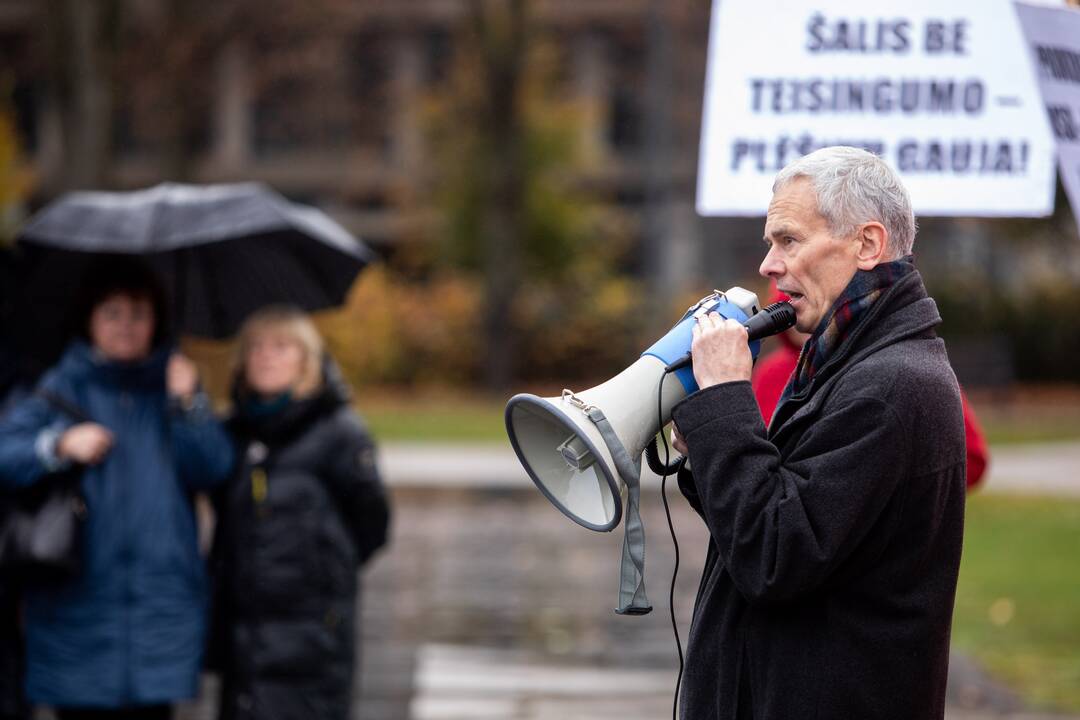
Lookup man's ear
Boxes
[855,222,889,270]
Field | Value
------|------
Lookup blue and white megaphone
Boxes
[505,287,795,532]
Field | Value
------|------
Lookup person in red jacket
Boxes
[752,285,989,490]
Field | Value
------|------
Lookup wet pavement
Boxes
[344,483,707,720]
[173,481,711,719]
[167,456,1079,720]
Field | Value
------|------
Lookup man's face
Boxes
[759,178,862,334]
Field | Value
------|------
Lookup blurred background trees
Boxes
[0,74,32,243]
[2,0,1080,393]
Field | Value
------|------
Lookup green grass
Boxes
[979,412,1080,445]
[352,388,1080,446]
[952,494,1080,712]
[970,389,1080,445]
[358,393,508,443]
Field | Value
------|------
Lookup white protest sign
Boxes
[1015,2,1080,236]
[697,0,1057,217]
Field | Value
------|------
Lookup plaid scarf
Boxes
[784,255,915,401]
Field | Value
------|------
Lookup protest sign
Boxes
[697,0,1057,217]
[1015,2,1080,235]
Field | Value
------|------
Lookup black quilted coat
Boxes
[212,361,390,720]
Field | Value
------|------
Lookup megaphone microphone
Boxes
[664,301,796,373]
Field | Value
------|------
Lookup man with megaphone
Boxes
[668,146,964,720]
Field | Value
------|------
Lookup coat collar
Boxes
[769,270,941,436]
[55,340,170,391]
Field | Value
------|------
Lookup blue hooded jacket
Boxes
[0,341,235,707]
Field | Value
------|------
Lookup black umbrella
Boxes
[9,182,375,373]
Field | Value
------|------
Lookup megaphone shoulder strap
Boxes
[584,405,653,617]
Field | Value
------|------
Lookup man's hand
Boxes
[167,353,199,403]
[57,423,114,465]
[671,423,688,456]
[690,312,753,389]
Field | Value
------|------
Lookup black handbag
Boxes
[0,390,89,583]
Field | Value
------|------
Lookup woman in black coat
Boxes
[213,306,390,720]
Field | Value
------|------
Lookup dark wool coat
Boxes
[751,338,989,489]
[213,362,390,720]
[671,271,965,720]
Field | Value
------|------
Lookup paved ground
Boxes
[376,440,1080,495]
[161,440,1080,720]
[975,441,1080,497]
[408,648,1078,720]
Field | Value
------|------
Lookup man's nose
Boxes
[759,246,783,278]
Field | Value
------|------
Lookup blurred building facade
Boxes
[6,1,1078,283]
[0,0,717,289]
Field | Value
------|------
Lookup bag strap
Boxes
[583,405,653,616]
[35,389,92,424]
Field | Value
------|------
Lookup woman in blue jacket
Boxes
[0,261,234,719]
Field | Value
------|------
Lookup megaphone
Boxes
[505,287,796,532]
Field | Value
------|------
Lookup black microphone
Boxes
[664,301,797,373]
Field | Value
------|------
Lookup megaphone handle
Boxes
[665,301,796,373]
[645,435,686,476]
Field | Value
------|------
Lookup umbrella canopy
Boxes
[9,182,375,373]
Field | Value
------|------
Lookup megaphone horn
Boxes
[505,287,790,532]
[506,287,796,615]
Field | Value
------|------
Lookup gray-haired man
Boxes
[671,146,965,719]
